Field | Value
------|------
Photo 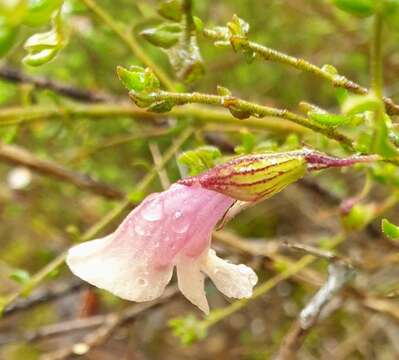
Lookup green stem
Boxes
[150,91,354,148]
[0,127,193,315]
[81,0,175,91]
[203,28,399,115]
[371,13,384,99]
[0,104,307,134]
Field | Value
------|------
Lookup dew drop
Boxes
[141,198,163,222]
[171,211,190,234]
[137,278,148,286]
[237,264,251,274]
[134,224,146,236]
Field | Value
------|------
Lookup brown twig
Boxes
[0,142,125,200]
[275,262,353,360]
[40,286,178,360]
[0,67,111,103]
[1,279,84,318]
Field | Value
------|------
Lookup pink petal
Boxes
[176,255,209,314]
[66,233,173,302]
[67,184,234,303]
[201,249,258,299]
[112,183,234,268]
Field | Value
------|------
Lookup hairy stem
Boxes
[203,28,399,115]
[148,90,354,148]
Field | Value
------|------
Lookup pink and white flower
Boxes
[67,183,258,314]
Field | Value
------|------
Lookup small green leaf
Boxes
[23,0,64,27]
[140,23,182,49]
[382,218,399,240]
[169,315,207,345]
[128,91,156,108]
[234,131,255,154]
[9,269,31,284]
[22,11,65,66]
[178,146,222,176]
[147,100,174,113]
[23,47,59,66]
[0,0,27,27]
[0,24,19,58]
[341,204,375,231]
[216,85,232,97]
[321,64,338,75]
[373,113,398,158]
[282,134,300,150]
[336,88,349,105]
[333,0,375,17]
[158,0,182,22]
[341,94,380,116]
[117,66,160,93]
[192,16,204,32]
[308,111,351,127]
[227,14,250,37]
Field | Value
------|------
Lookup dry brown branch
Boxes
[40,286,178,360]
[0,142,125,200]
[0,67,111,103]
[2,279,84,319]
[274,262,352,360]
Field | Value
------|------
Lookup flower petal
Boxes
[176,255,209,314]
[201,249,258,299]
[66,233,173,302]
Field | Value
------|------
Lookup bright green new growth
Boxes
[178,146,222,176]
[381,218,399,240]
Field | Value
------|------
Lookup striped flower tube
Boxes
[178,150,308,202]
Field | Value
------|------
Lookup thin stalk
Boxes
[203,28,399,115]
[0,104,307,134]
[371,13,384,99]
[148,91,354,148]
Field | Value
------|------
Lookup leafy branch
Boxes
[202,14,399,116]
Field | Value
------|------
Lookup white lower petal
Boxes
[66,234,173,302]
[201,249,258,299]
[176,255,209,314]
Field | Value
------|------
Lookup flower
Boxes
[67,183,258,314]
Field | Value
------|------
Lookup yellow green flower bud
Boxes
[179,151,308,202]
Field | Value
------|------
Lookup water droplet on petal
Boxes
[171,211,190,234]
[141,198,163,222]
[136,278,148,286]
[134,224,146,235]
